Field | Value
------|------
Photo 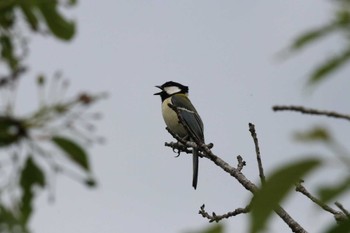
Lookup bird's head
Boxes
[154,81,189,101]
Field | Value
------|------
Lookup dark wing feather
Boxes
[171,94,204,143]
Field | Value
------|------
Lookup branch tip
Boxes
[273,105,350,122]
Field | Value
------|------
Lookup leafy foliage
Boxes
[36,1,75,40]
[0,35,18,70]
[19,157,45,225]
[249,159,321,233]
[294,126,331,143]
[0,0,76,72]
[189,224,224,233]
[0,77,103,232]
[290,24,336,51]
[324,219,350,233]
[288,3,350,87]
[308,47,350,85]
[52,136,90,171]
[319,176,350,203]
[0,1,106,232]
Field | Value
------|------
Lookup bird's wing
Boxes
[171,94,204,143]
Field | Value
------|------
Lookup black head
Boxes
[154,81,189,101]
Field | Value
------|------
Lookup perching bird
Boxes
[154,81,204,189]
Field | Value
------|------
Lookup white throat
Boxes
[164,86,181,95]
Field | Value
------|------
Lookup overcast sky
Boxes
[14,1,350,233]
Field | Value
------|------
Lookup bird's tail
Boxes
[192,148,199,189]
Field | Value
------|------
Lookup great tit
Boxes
[154,81,205,189]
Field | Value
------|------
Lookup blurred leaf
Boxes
[290,9,350,52]
[68,0,78,6]
[0,204,29,233]
[0,34,18,70]
[37,1,75,40]
[0,7,14,30]
[20,157,45,190]
[249,158,321,233]
[20,156,45,224]
[308,47,350,86]
[0,0,16,11]
[188,224,224,233]
[0,117,26,147]
[290,25,335,50]
[294,126,331,143]
[324,219,350,233]
[37,75,45,86]
[19,1,39,31]
[0,0,15,30]
[319,176,350,203]
[52,136,90,170]
[336,10,350,27]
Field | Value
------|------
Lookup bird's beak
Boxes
[154,86,162,95]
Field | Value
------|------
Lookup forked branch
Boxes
[164,104,307,233]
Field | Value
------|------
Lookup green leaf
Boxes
[0,204,30,232]
[308,47,350,86]
[289,10,349,52]
[0,34,18,70]
[291,25,335,50]
[324,219,350,233]
[319,176,350,203]
[336,10,350,27]
[294,126,331,143]
[0,7,15,30]
[20,157,45,190]
[19,1,39,31]
[37,74,45,86]
[0,0,16,11]
[52,136,90,170]
[188,224,224,233]
[20,156,45,224]
[37,1,75,40]
[68,0,78,6]
[249,158,321,233]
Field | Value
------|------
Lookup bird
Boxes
[154,81,205,189]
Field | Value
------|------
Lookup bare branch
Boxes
[248,123,265,183]
[272,105,350,122]
[199,204,250,223]
[335,202,350,219]
[165,132,307,233]
[164,104,307,233]
[296,182,347,222]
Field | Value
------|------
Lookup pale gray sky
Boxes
[15,1,350,232]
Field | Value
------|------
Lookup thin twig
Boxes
[236,155,246,171]
[272,105,350,122]
[335,202,350,218]
[199,204,250,223]
[296,182,347,222]
[248,123,265,183]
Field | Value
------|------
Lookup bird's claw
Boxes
[172,148,181,157]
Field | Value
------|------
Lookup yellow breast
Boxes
[161,97,187,137]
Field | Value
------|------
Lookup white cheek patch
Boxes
[164,86,181,95]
